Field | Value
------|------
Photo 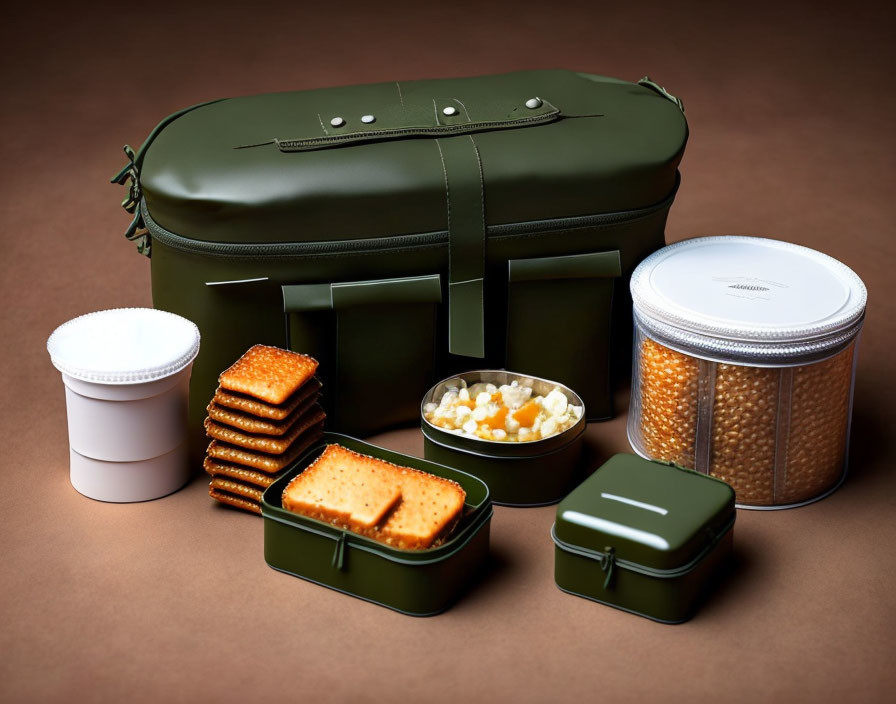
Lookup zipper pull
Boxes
[123,211,151,257]
[111,145,140,212]
[111,144,151,257]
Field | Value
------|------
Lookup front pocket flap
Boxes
[283,273,442,312]
[508,251,622,283]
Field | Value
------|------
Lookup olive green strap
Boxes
[244,95,560,152]
[272,105,559,152]
[435,136,486,358]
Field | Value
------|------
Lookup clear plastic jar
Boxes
[627,237,866,508]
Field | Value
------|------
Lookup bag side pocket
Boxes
[505,251,621,419]
[283,274,442,435]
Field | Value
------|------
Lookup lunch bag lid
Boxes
[137,70,687,243]
[555,454,735,571]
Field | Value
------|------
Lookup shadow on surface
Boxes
[696,539,756,622]
[841,381,891,488]
[450,543,515,612]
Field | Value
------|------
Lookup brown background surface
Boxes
[2,1,894,702]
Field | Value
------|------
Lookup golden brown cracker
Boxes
[209,477,264,503]
[282,446,403,530]
[209,487,262,515]
[219,345,318,405]
[203,457,278,489]
[204,405,325,454]
[207,422,324,472]
[206,394,318,436]
[378,467,466,550]
[281,444,466,550]
[212,378,321,421]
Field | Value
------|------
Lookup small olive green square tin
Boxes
[421,371,586,507]
[261,433,493,617]
[552,453,735,623]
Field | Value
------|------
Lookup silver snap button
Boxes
[330,117,346,128]
[442,106,459,116]
[361,114,376,124]
[525,97,543,109]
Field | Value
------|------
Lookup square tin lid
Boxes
[555,454,735,571]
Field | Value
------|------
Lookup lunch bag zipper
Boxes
[139,178,678,259]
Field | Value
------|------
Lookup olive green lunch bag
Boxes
[111,69,687,453]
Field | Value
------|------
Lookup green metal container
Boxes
[553,453,735,623]
[421,370,585,507]
[261,433,492,617]
[111,70,688,452]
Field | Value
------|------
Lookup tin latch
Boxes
[600,546,616,589]
[332,532,347,571]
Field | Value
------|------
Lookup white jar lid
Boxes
[47,308,201,384]
[630,236,867,363]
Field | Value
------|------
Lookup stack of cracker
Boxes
[204,345,325,515]
[282,444,466,550]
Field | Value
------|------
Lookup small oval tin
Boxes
[421,370,586,507]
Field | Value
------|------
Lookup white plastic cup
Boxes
[62,371,190,462]
[68,444,190,504]
[47,308,201,502]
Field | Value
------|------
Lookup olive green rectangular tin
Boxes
[112,70,687,453]
[421,370,585,507]
[261,433,493,617]
[552,454,735,623]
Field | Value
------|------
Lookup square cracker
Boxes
[207,421,324,472]
[209,487,261,515]
[207,393,318,436]
[219,345,318,405]
[203,457,279,489]
[282,446,403,530]
[204,404,325,455]
[212,378,322,421]
[209,476,264,503]
[281,444,466,550]
[378,466,466,550]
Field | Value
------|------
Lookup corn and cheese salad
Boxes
[423,380,583,442]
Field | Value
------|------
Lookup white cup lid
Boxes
[47,308,201,384]
[630,237,867,362]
